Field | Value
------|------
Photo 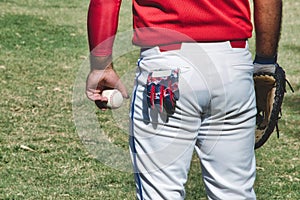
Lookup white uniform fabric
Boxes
[129,42,257,200]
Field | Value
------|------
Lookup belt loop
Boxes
[230,40,246,48]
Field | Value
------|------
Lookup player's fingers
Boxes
[86,90,100,101]
[86,89,108,102]
[116,80,129,99]
[86,69,105,101]
[100,75,129,99]
[105,70,129,99]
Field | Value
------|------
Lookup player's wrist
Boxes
[254,54,277,65]
[90,54,113,70]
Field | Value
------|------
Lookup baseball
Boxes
[101,89,123,109]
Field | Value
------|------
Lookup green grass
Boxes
[0,0,299,199]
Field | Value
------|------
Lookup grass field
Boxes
[0,0,299,199]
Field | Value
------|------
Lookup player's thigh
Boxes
[195,46,256,199]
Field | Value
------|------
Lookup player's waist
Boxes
[140,40,248,56]
[132,23,252,48]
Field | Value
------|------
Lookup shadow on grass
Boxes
[283,94,300,113]
[282,92,300,139]
[283,77,300,112]
[282,44,300,54]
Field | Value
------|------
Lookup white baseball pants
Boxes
[129,41,257,200]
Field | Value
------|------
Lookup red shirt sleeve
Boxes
[87,0,122,56]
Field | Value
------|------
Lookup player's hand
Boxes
[85,56,129,103]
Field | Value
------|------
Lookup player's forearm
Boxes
[87,0,122,57]
[253,0,282,59]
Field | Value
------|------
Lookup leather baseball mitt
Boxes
[253,64,293,149]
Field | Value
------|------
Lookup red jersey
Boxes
[133,0,252,47]
[88,0,252,56]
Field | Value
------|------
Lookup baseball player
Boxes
[86,0,283,199]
